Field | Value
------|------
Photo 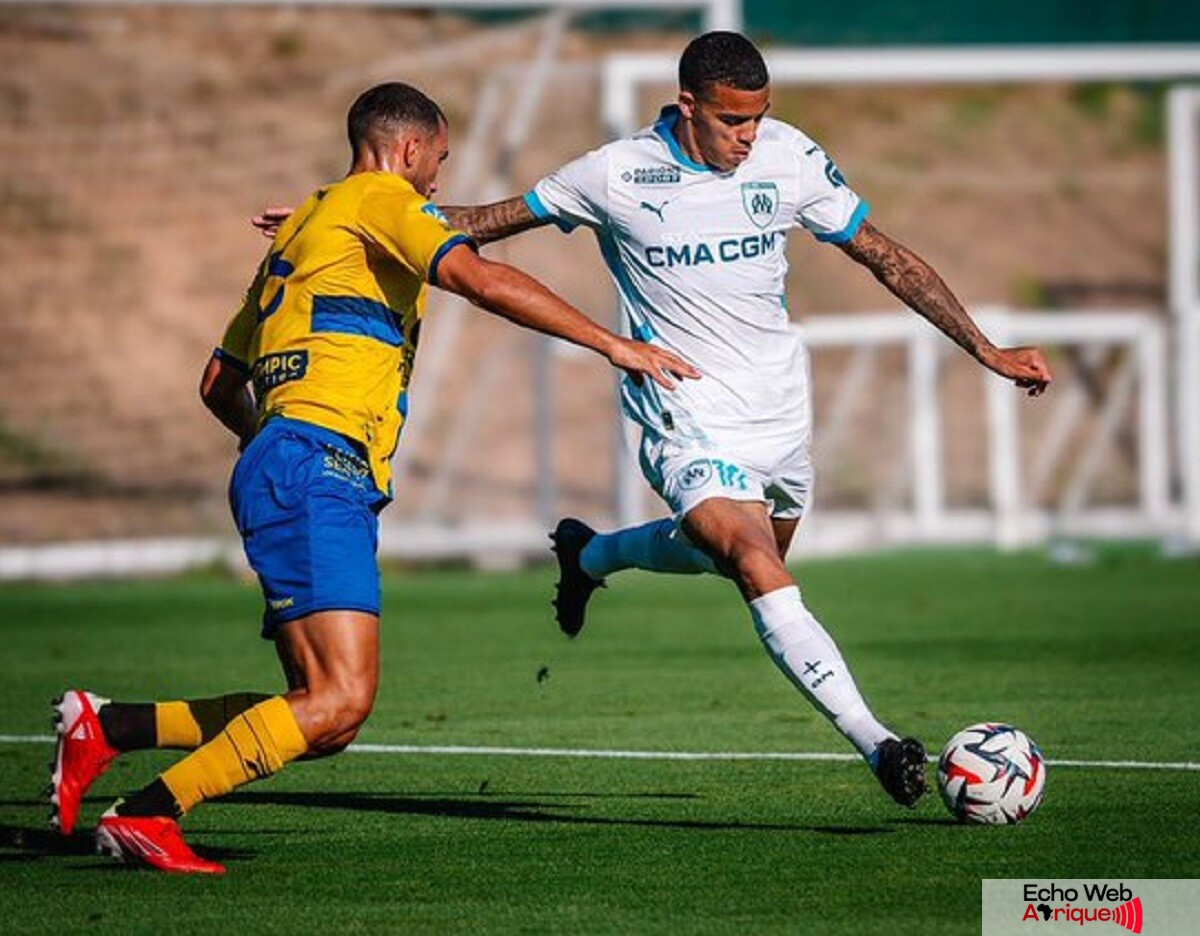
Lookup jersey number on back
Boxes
[259,252,295,323]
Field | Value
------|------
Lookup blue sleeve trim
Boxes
[428,234,476,288]
[213,347,250,375]
[523,190,576,233]
[815,199,870,244]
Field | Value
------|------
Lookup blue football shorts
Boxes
[229,416,387,639]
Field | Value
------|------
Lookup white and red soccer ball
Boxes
[937,723,1046,825]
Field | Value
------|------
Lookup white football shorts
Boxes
[639,428,815,521]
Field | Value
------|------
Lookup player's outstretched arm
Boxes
[839,220,1052,396]
[440,196,548,246]
[434,245,699,389]
[199,354,257,449]
[252,197,546,245]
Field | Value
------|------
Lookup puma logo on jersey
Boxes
[639,200,669,222]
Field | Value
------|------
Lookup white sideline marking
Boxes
[349,743,862,762]
[4,734,1199,771]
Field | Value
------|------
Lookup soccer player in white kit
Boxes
[255,33,1052,807]
[446,32,1051,808]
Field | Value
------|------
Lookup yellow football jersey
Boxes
[217,171,472,497]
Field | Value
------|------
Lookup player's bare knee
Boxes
[309,726,361,757]
[328,686,374,737]
[305,715,367,756]
[296,683,374,751]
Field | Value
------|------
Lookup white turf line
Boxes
[3,735,1198,772]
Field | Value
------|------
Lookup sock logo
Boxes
[802,659,834,689]
[242,755,270,780]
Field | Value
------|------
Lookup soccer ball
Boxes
[937,723,1046,825]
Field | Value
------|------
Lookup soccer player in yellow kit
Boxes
[48,82,697,874]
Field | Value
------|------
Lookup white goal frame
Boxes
[602,45,1200,552]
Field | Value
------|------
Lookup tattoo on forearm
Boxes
[442,197,545,246]
[840,221,992,361]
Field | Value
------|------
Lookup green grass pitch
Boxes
[1,546,1198,934]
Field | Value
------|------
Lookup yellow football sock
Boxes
[161,696,308,814]
[154,692,272,749]
[155,702,202,749]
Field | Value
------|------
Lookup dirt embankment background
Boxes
[0,7,1168,543]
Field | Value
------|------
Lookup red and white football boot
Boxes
[95,807,226,875]
[50,690,120,835]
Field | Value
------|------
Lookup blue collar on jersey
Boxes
[653,105,714,174]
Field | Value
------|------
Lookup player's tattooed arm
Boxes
[252,197,550,246]
[440,196,549,246]
[839,220,1052,395]
[840,220,992,358]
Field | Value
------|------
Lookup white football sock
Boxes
[580,517,719,580]
[749,585,896,760]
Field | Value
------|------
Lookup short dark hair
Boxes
[678,31,768,97]
[347,82,445,153]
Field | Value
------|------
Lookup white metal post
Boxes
[1137,323,1171,524]
[909,327,944,539]
[1168,87,1200,547]
[703,0,741,31]
[983,310,1024,549]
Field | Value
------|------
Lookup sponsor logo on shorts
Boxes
[621,166,681,186]
[268,596,294,611]
[252,351,308,395]
[322,445,371,490]
[678,459,713,491]
[713,459,751,491]
[678,458,752,493]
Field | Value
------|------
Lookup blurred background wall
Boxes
[0,1,1197,572]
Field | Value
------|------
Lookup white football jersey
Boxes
[526,105,868,446]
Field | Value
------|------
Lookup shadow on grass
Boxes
[226,790,893,837]
[888,816,961,828]
[0,822,255,866]
[0,823,95,858]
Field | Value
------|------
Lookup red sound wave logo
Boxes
[1113,897,1143,933]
